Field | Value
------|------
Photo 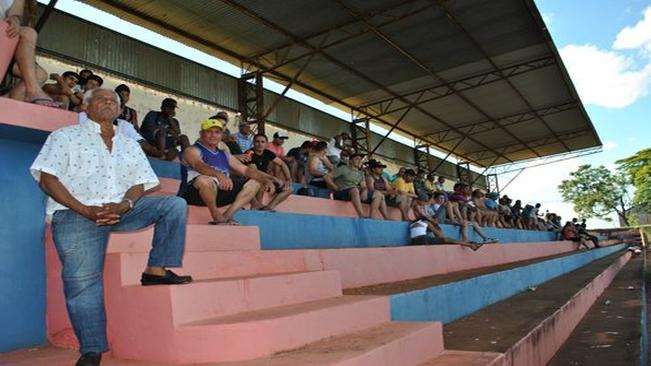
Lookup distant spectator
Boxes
[267,131,287,157]
[578,222,600,248]
[484,192,500,227]
[287,140,313,183]
[392,168,418,221]
[498,196,514,228]
[306,141,334,189]
[234,121,254,152]
[434,176,446,192]
[140,98,190,161]
[181,119,275,225]
[245,134,292,211]
[413,170,429,198]
[561,221,590,250]
[42,71,80,110]
[74,69,93,94]
[115,84,138,130]
[326,132,351,165]
[326,153,387,219]
[429,191,453,223]
[2,0,61,107]
[424,173,436,193]
[388,167,406,183]
[365,159,395,219]
[528,203,542,229]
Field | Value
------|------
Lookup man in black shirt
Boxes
[246,134,292,211]
[140,98,190,161]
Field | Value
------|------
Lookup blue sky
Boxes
[43,0,651,227]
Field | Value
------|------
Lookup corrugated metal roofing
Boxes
[78,0,601,167]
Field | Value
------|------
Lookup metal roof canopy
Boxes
[80,0,602,168]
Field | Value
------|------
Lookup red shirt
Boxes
[267,143,285,157]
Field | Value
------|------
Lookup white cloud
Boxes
[559,44,651,108]
[603,141,618,151]
[614,6,651,55]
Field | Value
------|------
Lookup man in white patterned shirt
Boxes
[30,88,192,366]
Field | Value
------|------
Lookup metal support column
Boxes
[238,72,265,135]
[350,118,371,156]
[414,145,430,172]
[486,173,499,194]
[457,161,471,186]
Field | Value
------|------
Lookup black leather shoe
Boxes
[141,270,193,286]
[75,352,101,366]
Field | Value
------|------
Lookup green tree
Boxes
[616,148,651,211]
[558,164,633,225]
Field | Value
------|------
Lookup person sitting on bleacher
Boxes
[115,84,138,131]
[245,133,293,212]
[409,215,482,251]
[140,98,190,161]
[234,120,254,152]
[30,88,192,366]
[181,118,275,225]
[73,74,103,110]
[2,0,62,107]
[41,71,81,110]
[326,132,351,166]
[578,222,600,248]
[365,159,396,218]
[434,175,446,192]
[286,140,313,183]
[424,173,436,193]
[325,152,388,219]
[388,166,405,183]
[306,141,335,189]
[392,168,418,221]
[561,221,590,250]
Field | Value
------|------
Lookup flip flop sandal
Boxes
[471,242,484,251]
[28,97,64,109]
[209,219,240,226]
[259,206,276,213]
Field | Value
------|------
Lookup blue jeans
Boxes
[51,196,187,354]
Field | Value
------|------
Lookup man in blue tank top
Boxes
[181,119,276,225]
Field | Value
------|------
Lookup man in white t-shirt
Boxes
[326,132,351,165]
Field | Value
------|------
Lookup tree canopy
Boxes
[558,164,633,225]
[616,148,651,211]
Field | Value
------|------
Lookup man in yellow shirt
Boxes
[391,169,418,221]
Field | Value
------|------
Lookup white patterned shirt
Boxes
[30,118,160,215]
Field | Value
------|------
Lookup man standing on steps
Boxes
[30,88,193,366]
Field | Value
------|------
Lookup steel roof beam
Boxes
[334,0,535,161]
[426,101,578,144]
[245,0,421,61]
[91,0,488,167]
[249,3,432,75]
[357,56,556,115]
[434,0,572,153]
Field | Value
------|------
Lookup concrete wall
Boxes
[390,244,625,324]
[0,133,48,352]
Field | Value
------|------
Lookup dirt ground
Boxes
[442,252,626,353]
[547,254,643,365]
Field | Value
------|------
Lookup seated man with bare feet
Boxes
[181,119,275,225]
[2,0,62,107]
[409,218,482,251]
[42,71,81,110]
[246,133,293,212]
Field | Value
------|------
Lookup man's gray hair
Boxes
[82,88,120,105]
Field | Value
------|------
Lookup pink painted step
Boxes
[107,224,260,253]
[120,270,343,325]
[143,296,392,363]
[0,21,18,81]
[219,321,444,366]
[0,93,77,130]
[114,249,324,284]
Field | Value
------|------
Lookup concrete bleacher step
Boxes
[547,252,645,366]
[121,270,343,325]
[106,224,261,252]
[173,296,391,363]
[427,250,631,366]
[216,322,444,366]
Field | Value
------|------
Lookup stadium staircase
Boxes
[0,46,648,365]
